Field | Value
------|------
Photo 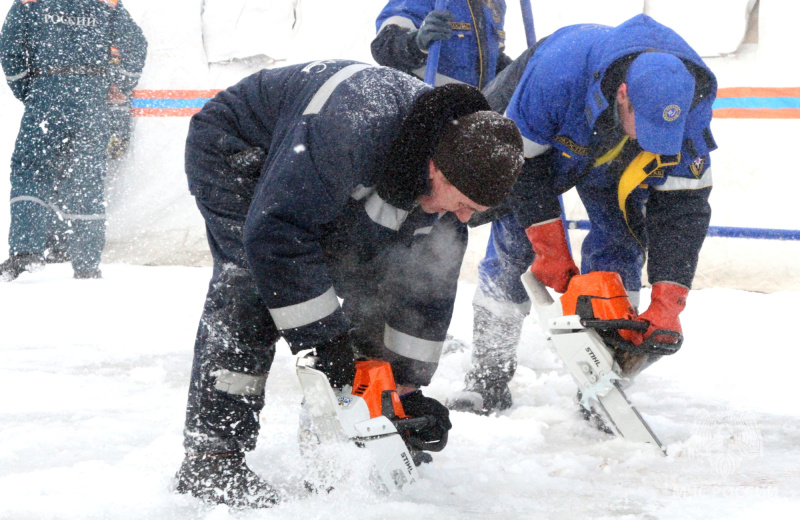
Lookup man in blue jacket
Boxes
[372,0,512,89]
[0,0,146,281]
[174,60,524,508]
[447,15,717,414]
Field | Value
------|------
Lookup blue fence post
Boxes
[424,0,448,85]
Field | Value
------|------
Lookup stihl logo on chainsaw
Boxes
[585,347,601,368]
[401,452,414,475]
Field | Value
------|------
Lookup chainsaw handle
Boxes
[393,416,437,431]
[603,328,683,356]
[580,318,649,333]
[640,330,683,355]
[394,416,449,453]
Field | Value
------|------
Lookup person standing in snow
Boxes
[447,14,717,414]
[0,0,147,281]
[175,60,524,508]
[372,0,513,89]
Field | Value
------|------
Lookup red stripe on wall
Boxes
[717,87,800,98]
[128,89,800,118]
[713,108,800,119]
[132,90,222,100]
[132,108,203,117]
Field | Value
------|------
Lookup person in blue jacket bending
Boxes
[372,0,513,89]
[447,15,718,415]
[174,60,524,508]
[0,0,146,281]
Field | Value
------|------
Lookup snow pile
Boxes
[1,265,798,518]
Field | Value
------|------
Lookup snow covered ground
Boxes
[1,265,799,519]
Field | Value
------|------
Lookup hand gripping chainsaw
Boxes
[296,357,445,492]
[522,270,683,454]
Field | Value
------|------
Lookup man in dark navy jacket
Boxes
[175,60,524,508]
[448,15,717,415]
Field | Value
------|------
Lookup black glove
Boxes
[414,10,454,51]
[313,333,356,389]
[399,390,452,449]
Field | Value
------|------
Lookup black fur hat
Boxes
[379,83,522,209]
[433,110,523,207]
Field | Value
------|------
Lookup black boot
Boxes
[0,253,45,282]
[74,268,102,279]
[175,452,280,509]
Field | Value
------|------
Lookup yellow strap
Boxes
[616,151,681,249]
[593,136,628,167]
[617,151,658,221]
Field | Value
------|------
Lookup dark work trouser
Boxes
[183,183,280,455]
[183,187,469,453]
[8,76,110,272]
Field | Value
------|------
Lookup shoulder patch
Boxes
[689,156,708,178]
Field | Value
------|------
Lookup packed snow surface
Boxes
[1,265,798,519]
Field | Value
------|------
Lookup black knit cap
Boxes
[378,83,522,209]
[433,111,523,207]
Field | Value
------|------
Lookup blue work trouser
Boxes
[8,76,110,272]
[477,186,646,308]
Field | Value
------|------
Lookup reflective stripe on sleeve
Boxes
[351,185,409,231]
[378,15,417,33]
[521,136,551,159]
[211,369,267,396]
[413,226,433,235]
[10,195,105,220]
[654,169,713,191]
[6,70,29,81]
[117,67,141,79]
[269,286,340,330]
[383,324,443,364]
[303,64,374,116]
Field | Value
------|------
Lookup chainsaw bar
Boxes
[521,272,666,454]
[295,357,421,492]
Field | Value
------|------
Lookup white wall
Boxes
[1,0,798,292]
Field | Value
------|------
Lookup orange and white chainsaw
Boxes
[522,270,682,454]
[296,357,442,492]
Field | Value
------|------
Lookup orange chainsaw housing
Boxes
[351,359,408,419]
[560,272,637,339]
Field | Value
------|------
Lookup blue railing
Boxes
[568,220,800,241]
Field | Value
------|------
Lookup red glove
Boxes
[525,219,579,293]
[630,282,688,345]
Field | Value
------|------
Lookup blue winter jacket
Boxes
[373,0,511,88]
[186,61,461,386]
[501,15,717,287]
[0,0,146,101]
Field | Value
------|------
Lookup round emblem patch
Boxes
[663,105,681,121]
